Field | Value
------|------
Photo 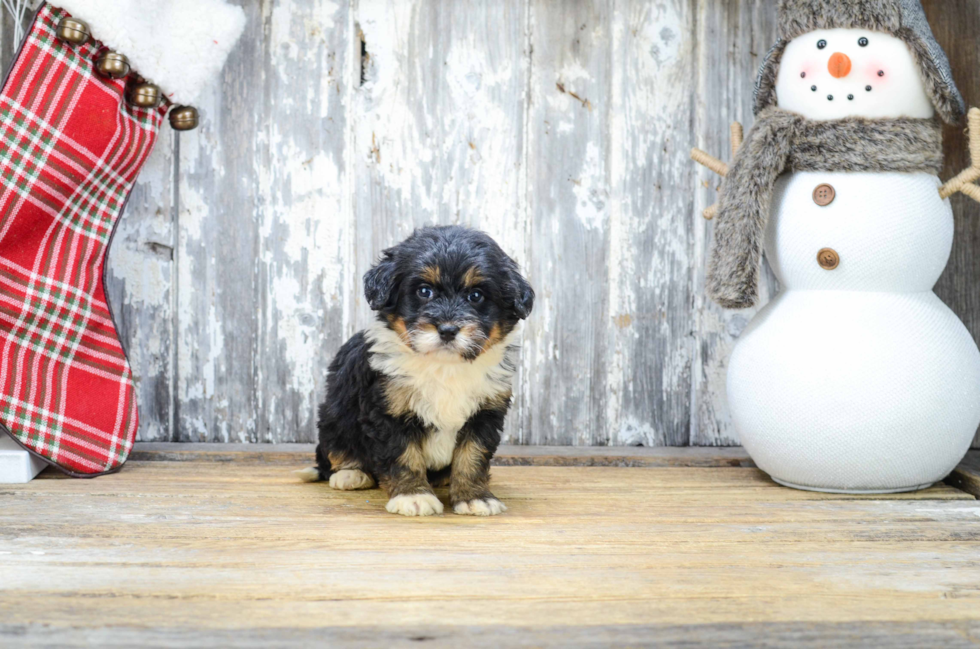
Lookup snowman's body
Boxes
[725,28,980,492]
[729,171,980,492]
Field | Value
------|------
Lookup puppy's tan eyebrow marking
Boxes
[462,267,484,288]
[420,266,441,284]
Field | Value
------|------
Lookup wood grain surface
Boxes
[127,441,759,466]
[2,1,980,447]
[948,451,980,498]
[927,0,980,449]
[6,622,980,649]
[1,458,979,647]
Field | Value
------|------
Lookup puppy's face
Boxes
[364,226,534,361]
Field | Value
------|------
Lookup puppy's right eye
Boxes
[417,286,434,300]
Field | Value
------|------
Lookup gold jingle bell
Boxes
[129,83,162,108]
[169,106,199,131]
[56,17,91,45]
[95,51,130,79]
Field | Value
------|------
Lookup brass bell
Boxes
[56,17,91,45]
[95,52,130,80]
[129,83,162,108]
[169,106,199,131]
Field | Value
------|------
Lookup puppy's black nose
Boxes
[437,324,460,342]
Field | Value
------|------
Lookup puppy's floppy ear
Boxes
[509,266,534,320]
[363,250,399,312]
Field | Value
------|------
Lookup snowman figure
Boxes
[693,0,980,493]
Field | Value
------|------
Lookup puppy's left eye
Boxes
[467,290,484,305]
[417,286,434,300]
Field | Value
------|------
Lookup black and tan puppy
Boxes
[299,226,533,516]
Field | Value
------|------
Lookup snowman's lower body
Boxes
[728,290,980,493]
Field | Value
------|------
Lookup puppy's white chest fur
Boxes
[366,322,518,469]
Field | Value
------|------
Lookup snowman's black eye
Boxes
[817,40,828,49]
[858,37,869,47]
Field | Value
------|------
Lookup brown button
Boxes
[817,248,840,270]
[813,183,836,206]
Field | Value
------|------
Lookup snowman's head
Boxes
[754,0,964,125]
[775,28,933,120]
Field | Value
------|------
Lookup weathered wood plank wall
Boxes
[7,0,980,447]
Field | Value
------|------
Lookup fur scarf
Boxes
[707,106,943,309]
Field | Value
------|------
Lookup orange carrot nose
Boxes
[828,52,852,78]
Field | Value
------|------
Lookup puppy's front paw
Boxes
[329,469,375,491]
[385,493,444,517]
[453,498,507,516]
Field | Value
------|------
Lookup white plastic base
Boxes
[0,435,45,483]
[729,291,980,494]
[772,477,936,495]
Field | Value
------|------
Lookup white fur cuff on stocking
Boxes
[52,0,247,106]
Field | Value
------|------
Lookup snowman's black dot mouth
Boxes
[848,94,854,101]
[811,85,817,92]
[866,85,873,92]
[827,95,834,101]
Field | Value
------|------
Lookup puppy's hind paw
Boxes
[385,493,444,517]
[329,469,376,491]
[294,467,322,483]
[453,498,507,516]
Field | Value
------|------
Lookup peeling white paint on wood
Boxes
[1,0,969,447]
[352,0,530,442]
[690,0,779,447]
[172,0,353,443]
[606,0,697,447]
[523,0,612,446]
[106,140,176,443]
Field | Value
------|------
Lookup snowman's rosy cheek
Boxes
[798,62,817,80]
[864,62,887,83]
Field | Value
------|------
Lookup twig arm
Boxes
[692,122,744,220]
[960,183,980,203]
[730,122,744,158]
[691,148,728,177]
[940,107,980,202]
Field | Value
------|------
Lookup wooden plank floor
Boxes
[2,451,980,648]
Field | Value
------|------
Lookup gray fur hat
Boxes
[754,0,965,124]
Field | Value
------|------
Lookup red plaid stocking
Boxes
[0,5,166,475]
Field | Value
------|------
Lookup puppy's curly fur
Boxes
[302,226,533,517]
